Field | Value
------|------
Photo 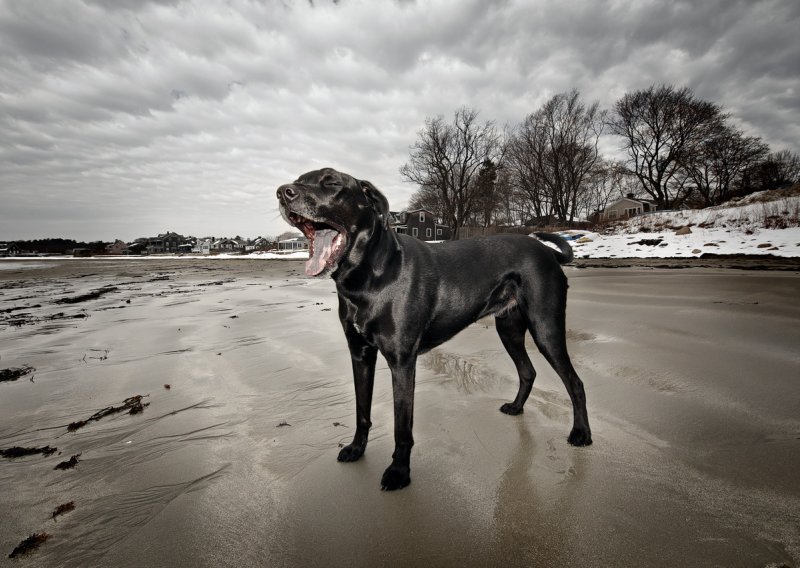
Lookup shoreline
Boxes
[573,254,800,271]
[3,253,800,272]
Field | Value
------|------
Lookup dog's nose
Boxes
[278,184,298,201]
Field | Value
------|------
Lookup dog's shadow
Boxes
[492,416,588,562]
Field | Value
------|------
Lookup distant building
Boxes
[0,243,21,257]
[390,209,450,241]
[192,238,212,255]
[147,231,186,254]
[278,237,308,251]
[249,236,275,252]
[595,195,658,222]
[212,238,243,254]
[106,240,128,255]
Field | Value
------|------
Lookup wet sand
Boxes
[1,258,798,567]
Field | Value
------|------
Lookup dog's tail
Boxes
[534,232,574,264]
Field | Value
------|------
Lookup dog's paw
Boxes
[567,428,592,447]
[380,465,411,491]
[500,402,524,415]
[337,444,365,462]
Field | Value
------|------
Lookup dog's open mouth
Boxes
[288,212,346,276]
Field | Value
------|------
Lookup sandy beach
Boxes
[1,258,798,567]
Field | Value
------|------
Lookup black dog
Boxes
[277,168,591,490]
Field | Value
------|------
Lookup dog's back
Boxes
[400,233,570,353]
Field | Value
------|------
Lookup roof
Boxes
[606,197,646,209]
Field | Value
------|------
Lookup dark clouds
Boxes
[1,0,798,241]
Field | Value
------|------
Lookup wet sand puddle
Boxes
[0,261,294,565]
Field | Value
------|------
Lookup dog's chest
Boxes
[339,294,368,331]
[338,294,393,343]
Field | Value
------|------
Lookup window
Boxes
[412,228,418,237]
[437,228,442,235]
[419,213,425,222]
[426,228,432,238]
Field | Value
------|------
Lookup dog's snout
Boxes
[278,184,298,201]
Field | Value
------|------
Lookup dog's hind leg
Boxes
[496,308,537,416]
[528,303,592,447]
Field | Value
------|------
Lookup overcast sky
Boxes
[1,0,798,242]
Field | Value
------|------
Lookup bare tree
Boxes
[506,115,549,222]
[409,160,508,227]
[408,184,443,217]
[493,166,522,226]
[579,159,628,221]
[506,90,605,224]
[609,84,724,209]
[750,149,800,191]
[684,124,769,206]
[400,108,505,239]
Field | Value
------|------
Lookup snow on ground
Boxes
[560,193,800,259]
[561,226,800,258]
[237,251,309,259]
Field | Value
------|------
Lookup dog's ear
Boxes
[359,179,390,228]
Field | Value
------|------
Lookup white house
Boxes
[278,237,308,251]
[597,195,658,221]
[192,239,212,255]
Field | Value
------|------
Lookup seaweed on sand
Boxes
[2,312,88,328]
[0,304,41,314]
[54,454,81,470]
[0,446,57,459]
[67,395,149,432]
[54,286,118,305]
[8,533,50,558]
[0,365,34,383]
[51,501,75,520]
[51,502,75,519]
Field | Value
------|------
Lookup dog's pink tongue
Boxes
[305,229,339,276]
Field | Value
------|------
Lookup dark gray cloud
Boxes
[1,0,798,241]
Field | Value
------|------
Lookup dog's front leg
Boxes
[381,353,417,490]
[338,329,377,463]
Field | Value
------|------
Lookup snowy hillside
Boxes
[561,191,800,259]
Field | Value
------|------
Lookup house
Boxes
[105,240,128,255]
[192,238,213,255]
[212,238,243,254]
[596,195,658,222]
[249,236,275,252]
[127,241,147,255]
[278,237,308,251]
[390,209,450,241]
[0,243,21,257]
[147,231,186,254]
